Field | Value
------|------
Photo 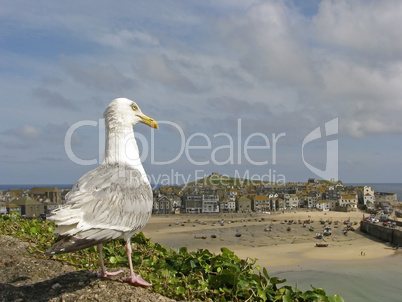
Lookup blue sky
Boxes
[1,0,402,185]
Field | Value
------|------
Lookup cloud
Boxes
[218,1,319,88]
[135,53,199,93]
[312,0,402,63]
[210,0,402,139]
[32,87,80,111]
[211,64,252,89]
[0,125,40,149]
[207,97,273,119]
[1,125,42,149]
[97,29,160,49]
[60,56,134,91]
[1,123,81,149]
[1,0,402,183]
[308,50,402,138]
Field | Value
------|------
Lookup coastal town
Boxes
[0,173,400,220]
[1,175,402,302]
[152,173,400,216]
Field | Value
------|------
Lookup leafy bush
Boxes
[0,214,344,301]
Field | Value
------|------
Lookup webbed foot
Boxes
[122,275,152,287]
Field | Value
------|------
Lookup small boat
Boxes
[316,233,323,239]
[316,243,329,247]
[235,233,242,237]
[194,236,207,239]
[323,226,332,236]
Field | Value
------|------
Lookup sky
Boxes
[1,0,402,185]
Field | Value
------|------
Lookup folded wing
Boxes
[46,164,152,255]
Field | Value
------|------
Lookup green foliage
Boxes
[0,214,344,301]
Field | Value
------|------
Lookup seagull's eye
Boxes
[131,104,138,111]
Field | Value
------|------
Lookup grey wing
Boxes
[49,164,152,242]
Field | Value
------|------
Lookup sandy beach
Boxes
[142,210,399,270]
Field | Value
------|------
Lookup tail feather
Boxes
[45,235,103,256]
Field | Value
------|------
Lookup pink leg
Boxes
[96,243,124,278]
[121,239,152,287]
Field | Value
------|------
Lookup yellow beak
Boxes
[138,115,159,129]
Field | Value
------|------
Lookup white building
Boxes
[284,194,300,209]
[362,186,375,208]
[253,195,270,212]
[316,200,337,211]
[306,196,317,209]
[339,194,358,209]
[0,202,7,214]
[202,194,219,213]
[219,198,236,213]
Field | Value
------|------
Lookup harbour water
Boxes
[269,254,401,302]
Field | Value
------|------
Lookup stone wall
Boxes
[360,221,402,246]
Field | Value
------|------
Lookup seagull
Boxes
[45,98,158,286]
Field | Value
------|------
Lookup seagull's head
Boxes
[104,98,159,129]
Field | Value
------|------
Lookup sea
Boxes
[347,183,402,200]
[0,184,74,191]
